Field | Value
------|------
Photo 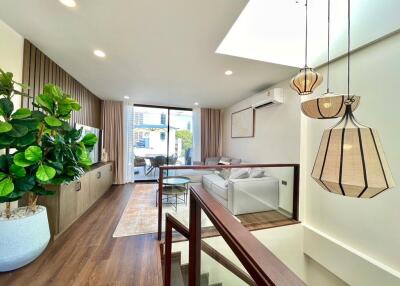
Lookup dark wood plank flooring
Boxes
[0,184,163,286]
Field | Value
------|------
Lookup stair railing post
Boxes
[157,168,164,240]
[164,214,172,286]
[189,192,201,286]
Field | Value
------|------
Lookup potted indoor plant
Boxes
[0,69,97,271]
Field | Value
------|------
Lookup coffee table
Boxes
[156,176,190,210]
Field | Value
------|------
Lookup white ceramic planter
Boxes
[0,206,50,272]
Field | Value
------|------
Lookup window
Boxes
[160,132,166,141]
[160,113,166,125]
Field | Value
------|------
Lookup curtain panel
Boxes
[200,108,222,162]
[101,101,125,184]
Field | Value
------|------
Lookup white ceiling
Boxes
[217,0,400,68]
[0,0,298,108]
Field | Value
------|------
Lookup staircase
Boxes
[163,251,222,286]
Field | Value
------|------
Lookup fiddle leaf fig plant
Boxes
[0,69,98,218]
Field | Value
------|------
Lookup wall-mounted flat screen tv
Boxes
[75,123,102,165]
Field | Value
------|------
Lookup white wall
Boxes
[0,19,24,212]
[222,83,301,213]
[301,31,400,284]
[221,27,400,286]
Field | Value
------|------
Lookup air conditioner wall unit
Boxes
[251,88,284,109]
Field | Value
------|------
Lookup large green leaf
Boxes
[13,152,35,167]
[0,172,7,181]
[25,146,43,162]
[11,108,31,119]
[57,103,72,117]
[36,164,56,181]
[36,94,54,112]
[31,110,45,121]
[15,132,36,147]
[0,98,14,117]
[70,101,81,111]
[11,118,39,131]
[0,177,14,196]
[0,133,15,145]
[14,176,35,192]
[44,84,63,101]
[8,124,28,137]
[10,164,26,177]
[44,116,62,127]
[0,121,12,133]
[81,133,97,146]
[0,155,10,169]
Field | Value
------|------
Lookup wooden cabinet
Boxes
[33,162,114,239]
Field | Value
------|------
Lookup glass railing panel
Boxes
[170,240,189,286]
[200,211,256,286]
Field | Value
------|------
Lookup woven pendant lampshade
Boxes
[311,105,395,198]
[290,67,323,95]
[290,0,323,96]
[301,93,361,119]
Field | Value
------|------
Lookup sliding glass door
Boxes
[132,105,192,181]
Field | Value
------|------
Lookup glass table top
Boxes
[162,176,191,185]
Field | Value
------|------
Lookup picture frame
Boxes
[231,107,255,138]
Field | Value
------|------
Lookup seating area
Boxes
[0,1,399,286]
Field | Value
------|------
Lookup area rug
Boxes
[113,183,192,237]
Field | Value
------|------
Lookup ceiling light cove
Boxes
[93,49,106,58]
[124,96,130,99]
[59,0,76,8]
[225,70,233,76]
[194,102,199,106]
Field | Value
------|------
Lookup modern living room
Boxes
[1,1,400,286]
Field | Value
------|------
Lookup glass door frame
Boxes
[133,104,193,182]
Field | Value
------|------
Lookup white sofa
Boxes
[202,173,279,215]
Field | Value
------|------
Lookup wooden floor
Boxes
[0,184,163,286]
[0,184,298,286]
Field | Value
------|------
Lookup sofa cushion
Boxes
[205,157,220,165]
[219,169,231,180]
[218,157,231,165]
[229,168,250,180]
[249,168,265,178]
[202,174,228,200]
[230,158,241,165]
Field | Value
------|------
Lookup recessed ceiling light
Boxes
[225,70,233,76]
[124,96,130,99]
[93,50,106,58]
[59,0,76,8]
[194,102,199,106]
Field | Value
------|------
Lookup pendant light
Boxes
[290,0,323,95]
[301,0,360,119]
[311,0,395,198]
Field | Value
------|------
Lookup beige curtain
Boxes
[101,101,125,184]
[201,108,222,162]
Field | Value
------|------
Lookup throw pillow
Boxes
[218,157,231,165]
[229,168,250,180]
[219,169,231,180]
[249,168,265,178]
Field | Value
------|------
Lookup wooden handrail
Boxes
[158,163,300,240]
[190,184,306,286]
[164,214,256,286]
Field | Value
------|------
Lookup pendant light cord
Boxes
[305,0,308,67]
[347,0,350,99]
[327,0,330,93]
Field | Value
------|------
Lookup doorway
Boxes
[132,105,193,181]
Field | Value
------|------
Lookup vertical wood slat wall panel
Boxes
[21,40,101,128]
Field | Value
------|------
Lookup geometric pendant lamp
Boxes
[311,104,395,198]
[311,0,395,198]
[301,0,360,118]
[290,0,323,95]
